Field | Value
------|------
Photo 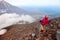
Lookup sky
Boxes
[5,0,60,6]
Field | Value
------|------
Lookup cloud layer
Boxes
[0,13,36,29]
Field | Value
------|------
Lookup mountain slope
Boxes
[0,0,26,14]
[0,17,60,40]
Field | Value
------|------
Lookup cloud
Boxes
[19,15,36,23]
[0,13,36,29]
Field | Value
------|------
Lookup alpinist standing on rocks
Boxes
[35,15,49,40]
[40,15,49,33]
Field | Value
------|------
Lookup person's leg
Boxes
[40,25,45,33]
[0,29,7,35]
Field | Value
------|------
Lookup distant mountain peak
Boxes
[0,0,26,15]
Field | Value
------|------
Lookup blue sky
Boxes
[5,0,60,6]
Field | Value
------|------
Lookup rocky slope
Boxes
[0,17,60,40]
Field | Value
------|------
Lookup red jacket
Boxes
[40,15,49,26]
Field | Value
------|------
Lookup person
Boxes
[40,15,49,33]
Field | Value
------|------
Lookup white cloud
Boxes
[0,13,36,29]
[5,0,60,6]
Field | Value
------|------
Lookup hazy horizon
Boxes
[5,0,60,7]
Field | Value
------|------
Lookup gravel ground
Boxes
[0,17,60,40]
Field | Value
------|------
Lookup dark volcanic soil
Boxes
[0,17,60,40]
